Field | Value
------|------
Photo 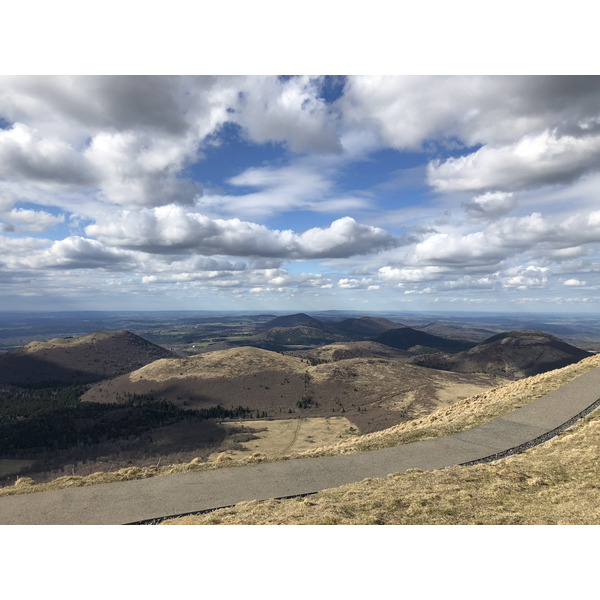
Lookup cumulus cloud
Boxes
[501,265,549,290]
[83,130,204,208]
[407,211,600,269]
[29,237,134,270]
[463,191,516,220]
[231,76,342,153]
[428,130,600,193]
[296,217,398,258]
[142,266,330,291]
[378,265,449,283]
[1,76,600,308]
[341,76,600,150]
[86,207,398,259]
[338,277,376,289]
[0,76,345,211]
[341,76,600,201]
[0,123,95,185]
[2,208,64,232]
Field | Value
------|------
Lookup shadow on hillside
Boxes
[0,354,115,387]
[0,418,260,485]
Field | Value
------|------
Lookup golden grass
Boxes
[289,353,600,458]
[128,346,306,383]
[206,416,357,460]
[20,330,119,353]
[2,353,599,500]
[164,401,600,525]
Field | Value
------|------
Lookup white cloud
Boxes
[0,76,342,212]
[231,76,342,153]
[1,76,600,309]
[204,162,372,219]
[378,265,448,283]
[0,123,94,185]
[32,237,134,270]
[338,277,375,289]
[341,76,600,150]
[86,207,398,259]
[2,208,64,232]
[428,130,600,193]
[501,265,549,290]
[463,191,516,220]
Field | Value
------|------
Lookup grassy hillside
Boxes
[81,346,503,433]
[375,326,475,352]
[166,410,600,524]
[3,353,599,512]
[0,330,175,386]
[413,331,591,377]
[165,354,600,525]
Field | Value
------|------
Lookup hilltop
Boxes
[413,331,592,378]
[303,341,411,362]
[259,313,325,330]
[82,345,503,433]
[330,316,405,338]
[374,326,476,353]
[250,325,345,349]
[417,322,497,342]
[0,330,175,386]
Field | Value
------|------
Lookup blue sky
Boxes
[2,75,600,313]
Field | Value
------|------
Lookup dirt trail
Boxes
[280,418,303,455]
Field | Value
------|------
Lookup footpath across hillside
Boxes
[1,360,599,525]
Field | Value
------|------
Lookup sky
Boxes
[2,74,600,313]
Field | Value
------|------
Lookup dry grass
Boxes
[164,409,600,524]
[290,353,600,458]
[2,353,599,500]
[206,416,357,460]
[164,392,600,525]
[128,346,306,383]
[19,331,115,353]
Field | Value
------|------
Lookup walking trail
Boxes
[2,367,600,525]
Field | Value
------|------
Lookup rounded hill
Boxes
[331,317,405,338]
[83,345,503,434]
[259,313,324,330]
[413,331,592,378]
[0,330,175,386]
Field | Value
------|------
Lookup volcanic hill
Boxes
[416,323,497,342]
[303,341,411,362]
[374,326,476,353]
[82,345,504,433]
[259,313,325,330]
[330,316,405,338]
[0,330,176,386]
[412,331,592,378]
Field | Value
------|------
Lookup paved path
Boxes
[2,368,600,525]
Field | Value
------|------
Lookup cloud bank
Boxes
[1,75,600,311]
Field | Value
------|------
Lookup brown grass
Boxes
[290,353,600,458]
[164,375,600,525]
[164,408,600,524]
[2,353,599,501]
[127,346,306,383]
